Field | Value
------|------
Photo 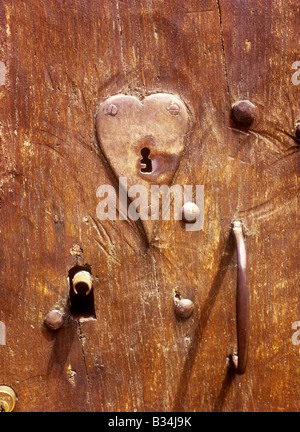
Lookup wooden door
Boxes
[0,0,299,412]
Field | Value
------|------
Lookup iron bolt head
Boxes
[44,310,65,330]
[174,298,195,319]
[182,202,200,223]
[232,100,256,126]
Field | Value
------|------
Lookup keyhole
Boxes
[68,265,96,319]
[140,147,153,173]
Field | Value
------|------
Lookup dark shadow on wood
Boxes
[172,232,235,411]
[213,355,236,412]
[43,319,77,378]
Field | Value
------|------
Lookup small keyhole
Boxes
[140,147,153,173]
[68,265,96,319]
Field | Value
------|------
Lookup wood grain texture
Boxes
[0,0,299,412]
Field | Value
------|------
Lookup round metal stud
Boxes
[182,202,201,223]
[44,310,65,331]
[232,100,256,126]
[174,298,195,319]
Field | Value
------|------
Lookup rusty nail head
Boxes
[232,100,256,126]
[106,104,118,116]
[44,310,65,331]
[174,297,195,319]
[168,103,180,116]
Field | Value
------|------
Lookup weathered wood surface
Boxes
[0,0,299,411]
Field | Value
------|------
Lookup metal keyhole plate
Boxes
[96,93,190,187]
[96,93,191,243]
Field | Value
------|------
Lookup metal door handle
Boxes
[232,221,249,374]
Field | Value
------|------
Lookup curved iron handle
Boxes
[232,221,249,374]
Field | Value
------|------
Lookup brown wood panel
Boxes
[0,0,299,412]
[219,0,300,411]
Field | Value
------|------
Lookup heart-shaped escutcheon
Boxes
[96,93,191,243]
